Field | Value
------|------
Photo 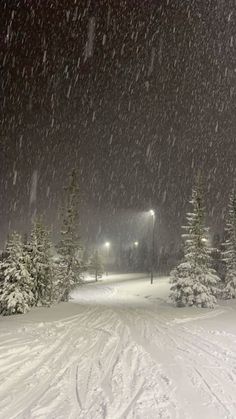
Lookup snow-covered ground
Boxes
[0,274,236,419]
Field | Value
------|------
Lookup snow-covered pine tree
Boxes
[57,169,83,301]
[170,180,220,308]
[0,233,34,315]
[89,250,104,281]
[222,189,236,299]
[26,219,54,306]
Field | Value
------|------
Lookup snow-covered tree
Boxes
[222,189,236,299]
[26,219,54,306]
[57,169,83,301]
[0,233,34,315]
[170,181,220,308]
[89,250,104,281]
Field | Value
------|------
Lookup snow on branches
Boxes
[170,181,220,308]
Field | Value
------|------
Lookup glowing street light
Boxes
[104,241,111,249]
[149,209,156,284]
[134,241,139,247]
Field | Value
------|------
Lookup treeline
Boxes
[0,170,103,316]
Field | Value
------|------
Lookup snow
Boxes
[0,274,236,418]
[29,170,38,206]
[85,16,96,60]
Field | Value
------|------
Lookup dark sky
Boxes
[0,0,235,247]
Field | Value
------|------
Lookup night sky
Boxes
[0,0,235,247]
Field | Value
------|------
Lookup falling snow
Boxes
[0,1,236,417]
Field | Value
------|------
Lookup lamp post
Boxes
[104,241,111,276]
[149,210,155,284]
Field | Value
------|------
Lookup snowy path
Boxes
[0,274,236,419]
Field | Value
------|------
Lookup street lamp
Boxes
[149,209,156,284]
[134,241,139,247]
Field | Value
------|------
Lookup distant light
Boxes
[202,238,208,243]
[149,209,155,217]
[104,242,111,248]
[134,241,139,247]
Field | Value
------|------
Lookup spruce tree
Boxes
[170,181,220,308]
[26,219,54,306]
[89,250,104,281]
[222,189,236,298]
[0,233,34,315]
[57,169,83,301]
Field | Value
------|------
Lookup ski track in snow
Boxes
[0,275,236,419]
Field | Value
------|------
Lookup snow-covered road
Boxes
[0,274,236,419]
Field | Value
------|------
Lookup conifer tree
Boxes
[222,189,236,298]
[26,219,54,306]
[89,250,104,281]
[0,233,34,315]
[170,180,220,308]
[57,169,83,301]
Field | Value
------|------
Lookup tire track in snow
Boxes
[0,313,104,419]
[124,305,236,419]
[112,307,179,419]
[1,282,235,419]
[194,366,233,417]
[28,309,122,418]
[0,327,78,418]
